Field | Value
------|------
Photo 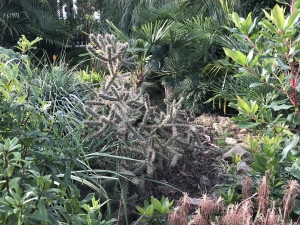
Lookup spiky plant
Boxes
[81,34,206,195]
[169,173,300,225]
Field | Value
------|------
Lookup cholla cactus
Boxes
[83,34,205,180]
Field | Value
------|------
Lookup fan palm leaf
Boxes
[132,20,174,46]
[0,0,70,46]
[180,0,237,21]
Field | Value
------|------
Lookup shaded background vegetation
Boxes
[3,0,296,224]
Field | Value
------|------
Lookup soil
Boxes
[140,114,242,202]
[147,144,223,200]
[81,114,246,224]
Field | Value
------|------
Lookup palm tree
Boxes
[0,0,70,47]
[127,0,239,113]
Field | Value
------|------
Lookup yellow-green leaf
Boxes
[249,55,259,68]
[136,206,145,214]
[250,101,259,115]
[240,13,252,34]
[262,9,272,21]
[235,51,247,66]
[223,48,236,61]
[231,12,241,29]
[262,20,278,33]
[237,96,251,113]
[145,205,154,216]
[152,199,162,212]
[285,9,300,30]
[272,4,285,29]
[282,29,297,38]
[0,87,10,99]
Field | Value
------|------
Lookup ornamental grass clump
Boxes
[169,173,300,225]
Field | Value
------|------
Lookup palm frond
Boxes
[0,0,70,46]
[216,34,251,54]
[180,0,236,22]
[133,1,183,25]
[132,20,174,46]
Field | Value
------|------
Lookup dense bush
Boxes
[213,0,300,214]
[0,36,118,224]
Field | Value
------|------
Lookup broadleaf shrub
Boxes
[0,36,116,224]
[218,0,300,211]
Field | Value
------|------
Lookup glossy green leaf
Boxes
[144,205,154,216]
[257,42,265,52]
[272,5,285,29]
[280,135,299,162]
[27,213,50,222]
[247,49,254,63]
[249,82,263,88]
[240,13,252,34]
[285,9,300,30]
[266,102,293,111]
[136,206,145,214]
[250,101,259,115]
[235,51,247,66]
[286,166,300,180]
[152,198,162,212]
[237,96,251,113]
[252,163,267,173]
[275,0,288,4]
[261,20,278,33]
[0,205,12,212]
[223,48,236,61]
[249,55,259,68]
[287,112,300,125]
[64,167,71,185]
[10,190,21,203]
[5,196,16,206]
[237,121,260,129]
[5,165,15,177]
[37,200,48,218]
[231,12,241,29]
[283,29,297,38]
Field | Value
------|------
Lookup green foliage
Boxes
[0,47,21,63]
[216,0,300,214]
[0,137,115,224]
[76,68,106,86]
[105,0,242,113]
[239,0,278,18]
[176,75,215,113]
[38,59,87,121]
[0,36,118,224]
[96,0,180,34]
[0,0,70,47]
[127,0,241,113]
[218,153,243,204]
[136,196,173,224]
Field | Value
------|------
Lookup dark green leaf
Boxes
[280,135,299,162]
[27,213,50,222]
[237,122,259,128]
[64,167,71,185]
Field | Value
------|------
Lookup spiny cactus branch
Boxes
[82,34,208,194]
